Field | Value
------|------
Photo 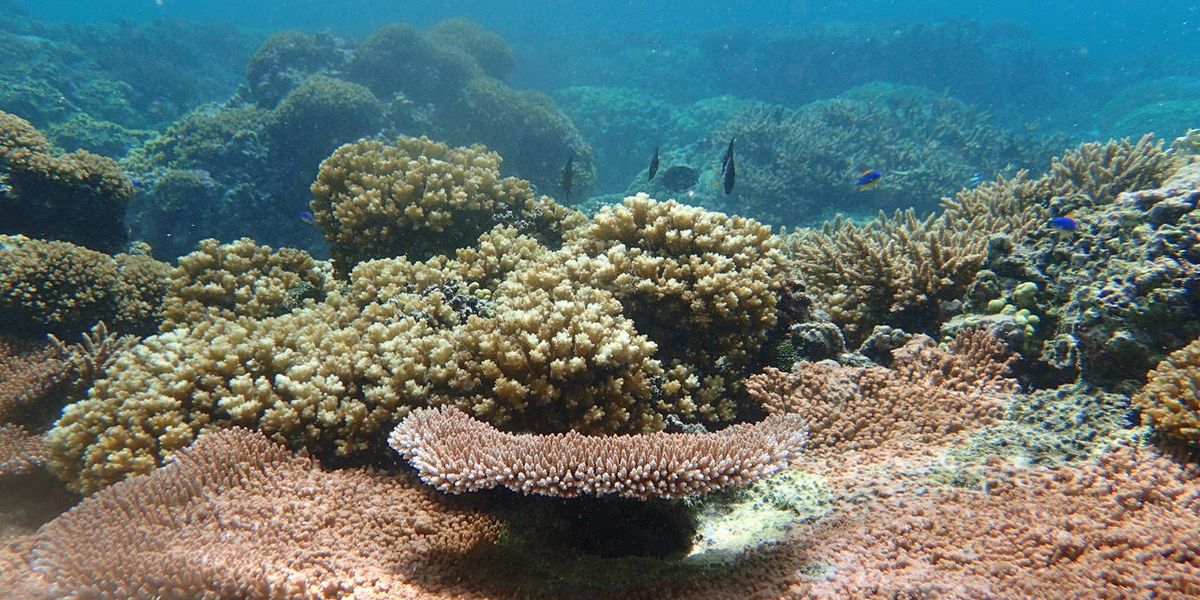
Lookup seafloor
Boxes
[1,12,1199,600]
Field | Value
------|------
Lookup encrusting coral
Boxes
[0,110,135,253]
[28,427,500,599]
[1134,336,1200,443]
[390,406,807,499]
[310,135,582,274]
[0,425,46,477]
[0,235,171,338]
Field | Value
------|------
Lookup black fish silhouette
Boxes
[561,152,574,201]
[648,146,660,180]
[720,138,734,175]
[723,149,736,195]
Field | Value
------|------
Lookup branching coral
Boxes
[310,135,581,274]
[390,406,807,499]
[0,110,135,253]
[30,428,500,599]
[1134,336,1200,443]
[565,194,789,423]
[1046,134,1185,209]
[746,330,1016,454]
[0,235,170,338]
[0,335,69,426]
[160,237,328,330]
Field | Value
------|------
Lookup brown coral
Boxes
[746,331,1016,454]
[1048,134,1186,208]
[160,237,328,330]
[1134,336,1200,443]
[0,425,46,476]
[0,235,170,338]
[310,135,581,274]
[30,427,499,599]
[0,335,69,426]
[390,406,807,500]
[0,110,135,253]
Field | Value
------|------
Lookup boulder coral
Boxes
[0,110,135,253]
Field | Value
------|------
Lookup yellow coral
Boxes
[1134,337,1200,443]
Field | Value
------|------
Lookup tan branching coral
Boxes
[566,194,789,422]
[31,428,500,599]
[47,321,139,387]
[0,110,135,253]
[1048,134,1185,208]
[788,210,988,344]
[390,406,807,500]
[1134,336,1200,443]
[160,237,329,329]
[310,135,580,274]
[746,331,1016,454]
[0,235,170,337]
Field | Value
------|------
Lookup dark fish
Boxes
[298,210,317,225]
[648,146,660,180]
[720,138,734,175]
[561,152,574,201]
[856,170,883,189]
[130,177,144,188]
[723,150,736,195]
[1048,215,1077,231]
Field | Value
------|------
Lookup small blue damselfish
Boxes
[1048,215,1077,231]
[856,170,882,189]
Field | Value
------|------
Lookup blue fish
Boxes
[968,172,983,187]
[856,170,882,189]
[130,178,144,188]
[298,210,317,225]
[1048,215,1077,231]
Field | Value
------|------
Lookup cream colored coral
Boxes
[160,237,329,330]
[1134,337,1200,442]
[310,135,579,273]
[565,194,788,424]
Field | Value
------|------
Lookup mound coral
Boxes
[566,194,789,422]
[0,235,170,338]
[390,406,806,500]
[310,135,581,274]
[267,74,384,171]
[346,22,480,106]
[160,237,328,330]
[1134,336,1200,443]
[30,428,500,599]
[426,18,517,80]
[0,110,135,253]
[244,30,342,108]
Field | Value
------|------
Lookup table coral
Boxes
[30,428,500,599]
[390,406,807,499]
[0,110,135,253]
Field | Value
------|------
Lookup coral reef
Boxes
[1134,336,1200,443]
[310,135,580,274]
[0,110,135,253]
[390,406,806,499]
[426,18,517,80]
[0,335,69,426]
[0,425,44,476]
[0,235,170,338]
[267,74,384,172]
[346,22,480,106]
[45,193,789,493]
[29,428,500,599]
